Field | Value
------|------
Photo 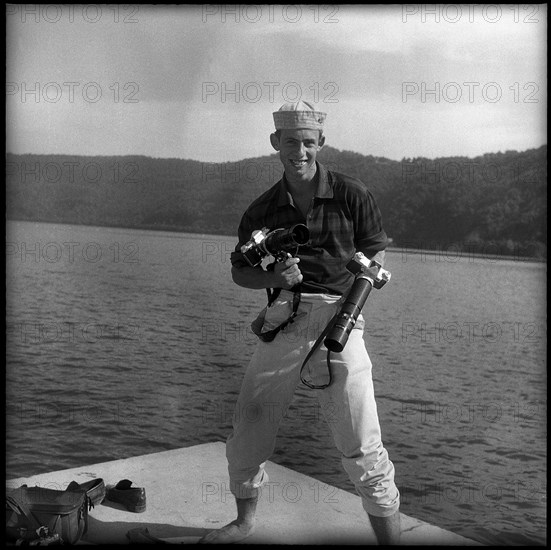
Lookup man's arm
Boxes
[354,187,388,268]
[231,265,277,289]
[231,257,303,290]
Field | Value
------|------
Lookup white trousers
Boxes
[226,291,400,517]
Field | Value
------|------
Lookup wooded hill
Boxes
[5,145,547,258]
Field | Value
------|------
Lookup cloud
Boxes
[6,4,547,161]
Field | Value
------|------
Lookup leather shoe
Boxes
[106,479,146,513]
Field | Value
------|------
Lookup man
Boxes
[200,101,400,545]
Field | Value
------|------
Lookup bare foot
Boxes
[198,520,255,544]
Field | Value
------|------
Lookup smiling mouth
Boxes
[289,159,308,167]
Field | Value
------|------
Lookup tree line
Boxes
[5,144,546,258]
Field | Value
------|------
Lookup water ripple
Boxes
[5,222,547,546]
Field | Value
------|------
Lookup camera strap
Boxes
[255,287,338,388]
[299,312,338,390]
[252,287,301,343]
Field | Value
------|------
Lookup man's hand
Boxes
[273,257,303,289]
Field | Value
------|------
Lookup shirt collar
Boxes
[277,162,333,207]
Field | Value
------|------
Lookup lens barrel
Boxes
[265,224,310,254]
[288,223,310,245]
[324,276,373,352]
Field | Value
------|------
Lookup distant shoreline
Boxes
[387,245,545,264]
[7,218,546,263]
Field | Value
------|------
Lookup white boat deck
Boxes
[6,442,482,545]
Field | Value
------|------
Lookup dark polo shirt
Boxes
[230,162,388,295]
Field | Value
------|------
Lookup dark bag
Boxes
[6,484,90,545]
[251,289,301,342]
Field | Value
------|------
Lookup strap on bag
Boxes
[6,492,44,539]
[254,287,301,343]
[73,498,89,542]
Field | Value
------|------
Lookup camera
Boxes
[345,252,391,290]
[16,527,62,546]
[324,252,391,353]
[240,224,310,267]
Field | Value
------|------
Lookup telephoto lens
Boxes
[324,276,373,352]
[265,223,309,254]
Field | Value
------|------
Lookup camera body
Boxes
[346,252,391,289]
[324,252,391,353]
[240,224,310,267]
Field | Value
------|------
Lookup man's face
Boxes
[273,128,324,180]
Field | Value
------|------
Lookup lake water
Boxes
[5,221,547,546]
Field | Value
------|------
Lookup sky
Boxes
[6,4,547,162]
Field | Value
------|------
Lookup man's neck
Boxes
[284,164,319,197]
